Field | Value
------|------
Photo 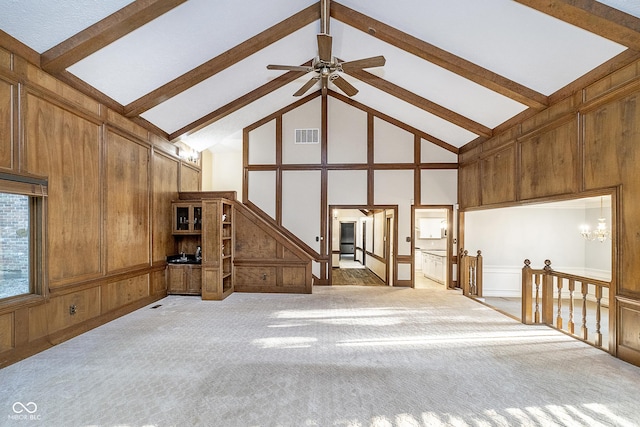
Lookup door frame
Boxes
[328,204,398,286]
[412,205,454,289]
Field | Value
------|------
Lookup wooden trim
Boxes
[367,113,374,205]
[331,2,548,110]
[550,49,640,105]
[0,30,40,67]
[347,68,492,137]
[42,0,188,74]
[125,4,320,117]
[514,0,640,52]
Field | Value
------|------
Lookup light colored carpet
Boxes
[2,286,640,426]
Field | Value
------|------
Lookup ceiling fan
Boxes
[266,0,385,97]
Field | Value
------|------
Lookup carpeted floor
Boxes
[2,285,640,426]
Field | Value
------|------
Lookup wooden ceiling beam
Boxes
[329,91,460,154]
[41,0,188,74]
[125,3,320,117]
[169,68,310,140]
[331,2,549,110]
[345,68,492,138]
[514,0,640,52]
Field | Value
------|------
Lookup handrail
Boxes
[522,259,610,350]
[459,249,483,297]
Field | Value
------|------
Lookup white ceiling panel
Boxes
[67,0,317,105]
[337,0,626,95]
[1,0,637,154]
[180,82,318,152]
[337,74,478,147]
[0,0,134,53]
[597,0,640,18]
[330,20,528,128]
[141,23,319,134]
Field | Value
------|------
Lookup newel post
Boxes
[522,259,533,324]
[460,249,468,296]
[475,250,483,298]
[541,259,554,325]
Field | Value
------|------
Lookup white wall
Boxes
[245,95,459,281]
[201,149,243,199]
[464,201,612,297]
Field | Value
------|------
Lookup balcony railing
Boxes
[521,259,610,350]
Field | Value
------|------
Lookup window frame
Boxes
[0,173,48,309]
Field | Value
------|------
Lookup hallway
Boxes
[1,285,639,426]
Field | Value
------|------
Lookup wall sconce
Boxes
[179,147,200,163]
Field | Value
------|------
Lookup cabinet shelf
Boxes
[201,198,234,301]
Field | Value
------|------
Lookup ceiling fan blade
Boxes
[340,55,386,71]
[317,33,332,63]
[321,74,329,96]
[293,77,320,97]
[267,64,313,72]
[331,75,359,97]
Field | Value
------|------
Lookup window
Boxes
[0,174,47,301]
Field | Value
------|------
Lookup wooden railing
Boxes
[522,259,610,349]
[459,249,483,297]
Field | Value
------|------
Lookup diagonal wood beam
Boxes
[329,91,459,154]
[514,0,640,52]
[345,68,492,138]
[126,3,320,117]
[41,0,187,74]
[331,2,548,110]
[169,68,310,140]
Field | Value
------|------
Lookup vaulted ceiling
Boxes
[2,0,640,154]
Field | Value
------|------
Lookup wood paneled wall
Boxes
[0,48,200,367]
[458,58,640,366]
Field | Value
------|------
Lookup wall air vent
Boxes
[295,128,320,144]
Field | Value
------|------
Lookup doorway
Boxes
[329,205,397,286]
[413,206,453,289]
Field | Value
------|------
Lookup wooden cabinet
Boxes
[167,264,202,295]
[172,202,202,235]
[201,199,234,300]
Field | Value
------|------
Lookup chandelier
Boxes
[580,197,610,243]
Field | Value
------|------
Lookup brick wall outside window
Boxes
[0,193,30,298]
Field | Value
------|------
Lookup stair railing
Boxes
[459,249,483,297]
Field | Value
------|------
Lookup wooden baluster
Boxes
[595,285,603,348]
[470,259,476,296]
[522,259,533,324]
[581,283,589,340]
[535,274,541,323]
[476,250,483,298]
[556,277,563,330]
[568,279,575,335]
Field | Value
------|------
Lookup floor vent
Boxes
[295,128,320,144]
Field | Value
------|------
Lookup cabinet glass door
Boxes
[176,206,189,231]
[193,206,202,231]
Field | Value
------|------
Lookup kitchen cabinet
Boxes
[419,218,445,239]
[422,251,446,284]
[167,264,202,295]
[172,202,202,235]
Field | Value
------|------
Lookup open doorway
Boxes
[329,206,397,286]
[413,206,453,289]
